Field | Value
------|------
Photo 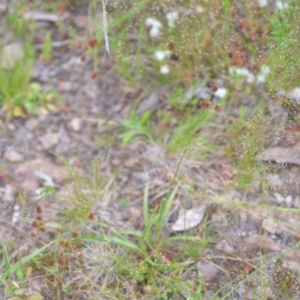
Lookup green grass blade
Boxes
[155,184,178,237]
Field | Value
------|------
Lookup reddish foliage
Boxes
[72,230,79,238]
[36,205,42,214]
[211,84,218,92]
[199,100,212,109]
[214,105,221,111]
[88,39,97,48]
[59,239,70,248]
[230,50,247,66]
[32,220,39,228]
[37,215,43,221]
[91,72,98,80]
[59,106,69,115]
[30,231,38,238]
[88,212,95,220]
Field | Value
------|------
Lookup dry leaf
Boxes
[256,147,300,166]
[197,261,219,281]
[215,239,238,254]
[243,234,283,252]
[256,207,300,236]
[171,205,207,231]
[23,11,66,22]
[262,218,283,234]
[14,159,84,184]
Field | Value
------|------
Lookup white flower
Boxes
[145,17,162,27]
[257,0,268,7]
[145,17,162,37]
[155,50,172,61]
[257,65,271,83]
[215,87,228,98]
[196,6,204,13]
[12,204,20,224]
[290,88,300,101]
[160,65,170,74]
[166,11,179,28]
[229,67,255,83]
[276,0,288,10]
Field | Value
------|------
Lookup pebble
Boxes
[4,150,24,162]
[25,118,39,130]
[69,118,82,131]
[39,133,59,150]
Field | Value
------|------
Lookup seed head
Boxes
[39,226,46,233]
[32,220,39,228]
[91,72,98,80]
[72,230,79,238]
[59,239,70,248]
[88,212,95,220]
[199,100,211,109]
[214,105,221,111]
[88,39,97,48]
[30,231,38,238]
[70,244,77,251]
[37,215,43,221]
[36,205,42,214]
[211,84,218,93]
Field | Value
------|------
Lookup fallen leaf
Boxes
[243,234,284,252]
[4,150,24,163]
[197,261,220,281]
[262,218,282,234]
[243,263,256,275]
[38,133,59,150]
[136,93,159,115]
[256,147,300,166]
[171,205,207,231]
[23,11,67,22]
[256,207,300,236]
[215,239,238,254]
[14,159,83,184]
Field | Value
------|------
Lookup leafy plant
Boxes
[41,32,53,63]
[0,78,59,118]
[225,105,267,187]
[266,5,300,91]
[0,8,59,118]
[120,110,153,143]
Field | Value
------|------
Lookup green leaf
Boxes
[106,236,144,256]
[141,212,159,246]
[0,240,56,279]
[155,184,178,237]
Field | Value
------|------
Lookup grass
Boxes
[0,8,59,118]
[1,0,300,299]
